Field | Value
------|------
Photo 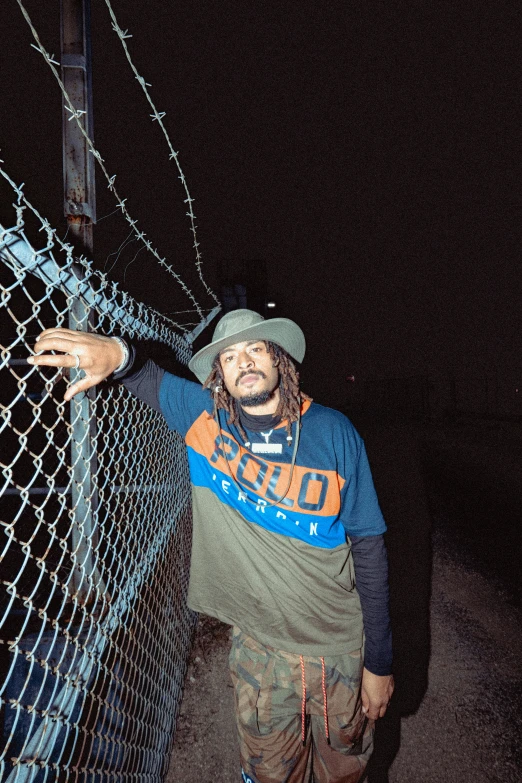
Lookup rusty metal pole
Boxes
[61,0,96,247]
[61,0,99,601]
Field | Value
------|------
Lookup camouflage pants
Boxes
[229,627,374,783]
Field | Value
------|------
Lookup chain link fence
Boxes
[1,191,201,781]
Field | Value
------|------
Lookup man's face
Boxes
[218,340,280,408]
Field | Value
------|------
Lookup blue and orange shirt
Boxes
[158,372,386,656]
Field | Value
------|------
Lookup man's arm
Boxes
[115,351,165,414]
[350,533,395,719]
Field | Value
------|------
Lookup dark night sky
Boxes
[1,0,520,408]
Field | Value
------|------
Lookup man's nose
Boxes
[238,351,254,368]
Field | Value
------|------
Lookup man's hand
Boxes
[361,668,394,719]
[27,327,125,401]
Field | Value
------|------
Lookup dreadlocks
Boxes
[202,341,311,440]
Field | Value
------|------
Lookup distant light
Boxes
[347,375,355,383]
[516,388,519,393]
[266,301,276,308]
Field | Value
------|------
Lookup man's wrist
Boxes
[363,665,393,677]
[112,337,130,374]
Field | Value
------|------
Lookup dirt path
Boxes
[166,421,522,782]
[166,618,237,781]
[385,535,522,782]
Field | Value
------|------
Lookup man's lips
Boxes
[237,372,264,386]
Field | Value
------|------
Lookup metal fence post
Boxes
[61,0,98,601]
[68,285,100,602]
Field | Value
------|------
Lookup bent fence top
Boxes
[0,199,207,781]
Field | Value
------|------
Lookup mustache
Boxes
[236,370,267,386]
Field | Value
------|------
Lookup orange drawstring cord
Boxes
[320,657,330,745]
[300,655,330,746]
[300,655,306,745]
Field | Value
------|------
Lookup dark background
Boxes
[2,6,522,780]
[1,0,520,409]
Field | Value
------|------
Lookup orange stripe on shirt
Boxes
[185,406,345,517]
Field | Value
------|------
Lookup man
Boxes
[29,309,393,783]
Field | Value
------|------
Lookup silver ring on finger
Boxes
[71,353,81,370]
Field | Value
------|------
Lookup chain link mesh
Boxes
[1,190,198,782]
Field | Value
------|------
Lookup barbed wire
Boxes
[102,0,219,305]
[163,307,217,315]
[14,0,219,319]
[0,164,196,332]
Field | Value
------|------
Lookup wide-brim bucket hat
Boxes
[188,309,306,384]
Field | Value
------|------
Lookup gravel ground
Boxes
[166,420,522,782]
[386,534,522,783]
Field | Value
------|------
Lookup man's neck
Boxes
[239,406,281,432]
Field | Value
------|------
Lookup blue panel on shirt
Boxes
[188,446,347,549]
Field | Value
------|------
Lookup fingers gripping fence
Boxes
[0,192,208,780]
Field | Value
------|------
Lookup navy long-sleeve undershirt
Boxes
[349,534,392,675]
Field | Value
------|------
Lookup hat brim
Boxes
[188,318,306,384]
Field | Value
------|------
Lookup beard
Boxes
[239,389,275,408]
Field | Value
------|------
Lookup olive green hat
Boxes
[188,308,306,384]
